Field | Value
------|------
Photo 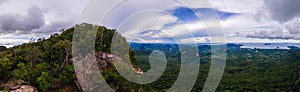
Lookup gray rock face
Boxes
[73,53,103,91]
[72,52,125,91]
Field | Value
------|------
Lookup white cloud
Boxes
[102,0,182,28]
[117,10,178,41]
[221,13,279,36]
[209,0,263,13]
[178,0,215,9]
[1,0,300,45]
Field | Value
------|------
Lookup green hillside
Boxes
[0,23,137,91]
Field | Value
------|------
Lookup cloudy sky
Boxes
[0,0,300,47]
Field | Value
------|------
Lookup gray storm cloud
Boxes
[247,29,297,40]
[264,0,300,23]
[0,0,7,4]
[247,0,300,40]
[0,6,45,35]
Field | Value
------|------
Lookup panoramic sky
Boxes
[0,0,300,47]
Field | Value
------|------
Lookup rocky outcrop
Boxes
[72,52,126,91]
[72,52,142,91]
[10,85,38,92]
[73,53,103,91]
[0,79,37,92]
[1,79,24,90]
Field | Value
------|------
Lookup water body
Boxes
[237,43,300,49]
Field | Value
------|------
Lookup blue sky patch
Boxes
[168,7,238,23]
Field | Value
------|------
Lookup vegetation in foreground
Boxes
[0,23,137,91]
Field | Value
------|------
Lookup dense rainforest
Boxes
[1,23,300,91]
[132,43,300,91]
